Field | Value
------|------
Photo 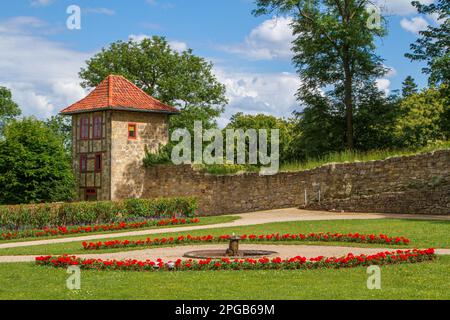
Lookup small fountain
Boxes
[183,234,277,259]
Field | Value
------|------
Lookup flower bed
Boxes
[82,232,410,250]
[1,218,200,241]
[35,248,436,272]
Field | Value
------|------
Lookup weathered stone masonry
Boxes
[142,150,450,215]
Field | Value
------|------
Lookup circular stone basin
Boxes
[183,250,278,260]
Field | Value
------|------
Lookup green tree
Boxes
[0,86,21,132]
[354,84,400,150]
[290,92,345,160]
[226,112,293,163]
[253,0,386,150]
[394,88,449,147]
[0,117,75,204]
[402,76,418,97]
[406,0,449,86]
[79,36,227,132]
[45,115,72,154]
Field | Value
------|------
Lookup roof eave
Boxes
[59,106,180,116]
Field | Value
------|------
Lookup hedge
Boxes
[0,197,197,230]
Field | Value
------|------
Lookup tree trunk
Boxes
[343,50,354,150]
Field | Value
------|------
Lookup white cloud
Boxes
[145,0,175,9]
[128,34,149,42]
[0,16,48,34]
[84,7,116,16]
[30,0,53,7]
[129,34,188,52]
[222,16,294,60]
[168,40,188,52]
[373,0,434,16]
[400,16,429,34]
[214,68,301,127]
[0,17,88,118]
[385,66,397,78]
[376,78,391,95]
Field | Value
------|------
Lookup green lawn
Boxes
[1,218,448,256]
[0,256,448,300]
[0,215,239,244]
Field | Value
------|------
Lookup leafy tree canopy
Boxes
[226,112,293,163]
[402,76,419,97]
[79,36,227,131]
[0,117,75,204]
[0,86,21,133]
[394,87,449,147]
[253,0,387,149]
[45,115,72,154]
[406,0,449,86]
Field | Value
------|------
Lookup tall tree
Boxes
[79,36,227,132]
[395,88,448,147]
[405,0,449,86]
[0,118,74,204]
[253,0,386,150]
[402,76,419,97]
[0,86,21,133]
[226,112,293,163]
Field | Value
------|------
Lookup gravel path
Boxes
[1,245,449,263]
[1,208,449,250]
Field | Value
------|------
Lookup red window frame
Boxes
[79,154,88,173]
[93,116,102,139]
[94,153,102,172]
[85,188,97,201]
[128,123,137,140]
[80,117,90,140]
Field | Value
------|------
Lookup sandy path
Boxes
[0,208,448,250]
[0,244,448,263]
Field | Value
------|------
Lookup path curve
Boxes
[0,244,448,263]
[1,208,449,250]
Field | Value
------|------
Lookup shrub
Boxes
[0,197,197,230]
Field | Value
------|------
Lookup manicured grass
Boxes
[1,218,448,256]
[0,256,448,299]
[0,215,239,244]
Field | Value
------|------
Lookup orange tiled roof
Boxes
[60,75,179,115]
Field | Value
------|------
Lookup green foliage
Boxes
[280,141,450,172]
[394,87,449,147]
[143,144,172,167]
[353,85,400,151]
[254,0,387,149]
[406,0,449,86]
[289,93,345,160]
[0,86,21,133]
[225,112,293,164]
[79,36,227,132]
[402,76,419,97]
[0,197,198,230]
[0,117,75,205]
[289,84,398,160]
[45,115,72,154]
[197,163,259,175]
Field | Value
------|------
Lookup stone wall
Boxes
[141,150,450,215]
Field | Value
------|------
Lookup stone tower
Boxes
[60,75,179,201]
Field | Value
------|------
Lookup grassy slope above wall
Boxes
[197,141,450,175]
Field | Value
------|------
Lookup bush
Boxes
[0,197,197,231]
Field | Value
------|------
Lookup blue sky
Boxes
[0,0,439,126]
